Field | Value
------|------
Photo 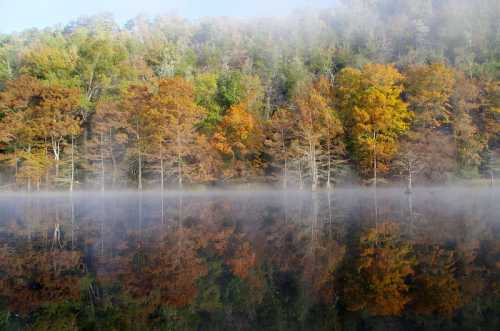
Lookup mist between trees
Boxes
[0,0,498,191]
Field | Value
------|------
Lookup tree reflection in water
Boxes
[0,189,499,330]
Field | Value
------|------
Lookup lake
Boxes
[0,188,499,330]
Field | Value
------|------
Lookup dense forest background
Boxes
[0,0,498,191]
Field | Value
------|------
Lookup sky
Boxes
[0,0,335,33]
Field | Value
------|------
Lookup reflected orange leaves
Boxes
[412,247,461,316]
[0,246,84,315]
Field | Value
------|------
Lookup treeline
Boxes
[0,0,498,190]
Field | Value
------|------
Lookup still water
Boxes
[0,188,499,330]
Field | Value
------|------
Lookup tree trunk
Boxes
[177,131,183,190]
[27,144,32,192]
[407,169,413,194]
[160,144,165,192]
[100,133,105,192]
[52,137,61,179]
[109,129,117,189]
[281,129,288,190]
[299,159,304,190]
[310,141,318,191]
[373,131,377,190]
[70,135,75,192]
[327,139,332,191]
[138,149,143,191]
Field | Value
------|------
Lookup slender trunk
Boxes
[281,129,287,190]
[327,189,333,234]
[100,191,105,256]
[70,135,75,192]
[327,139,332,191]
[44,138,49,190]
[177,131,182,190]
[310,140,318,191]
[109,129,117,189]
[52,137,60,178]
[161,189,165,225]
[407,189,414,235]
[136,120,142,191]
[311,192,319,246]
[407,169,413,194]
[160,145,165,192]
[373,131,378,226]
[138,148,142,191]
[70,193,75,250]
[100,133,105,192]
[27,144,31,192]
[299,159,304,190]
[373,131,377,190]
[14,146,18,178]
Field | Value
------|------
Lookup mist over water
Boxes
[0,187,499,329]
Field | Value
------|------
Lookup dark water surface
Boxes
[0,188,499,330]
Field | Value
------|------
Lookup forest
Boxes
[0,0,499,191]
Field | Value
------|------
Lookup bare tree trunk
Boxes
[327,139,332,191]
[70,135,75,192]
[373,131,377,190]
[14,146,18,179]
[109,129,117,189]
[138,149,143,191]
[136,119,143,191]
[100,133,105,192]
[407,169,413,194]
[160,145,165,192]
[282,129,288,190]
[299,159,304,190]
[70,193,75,250]
[373,131,378,226]
[177,131,183,190]
[52,137,61,179]
[27,144,32,192]
[309,139,318,191]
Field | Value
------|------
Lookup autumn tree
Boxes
[0,76,43,188]
[451,72,485,176]
[87,99,128,190]
[122,83,157,190]
[0,75,81,189]
[404,63,456,128]
[36,82,81,182]
[294,76,344,190]
[151,77,207,189]
[335,64,411,184]
[213,98,264,180]
[266,108,295,189]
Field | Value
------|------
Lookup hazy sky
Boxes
[0,0,334,33]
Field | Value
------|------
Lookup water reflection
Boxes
[0,189,499,330]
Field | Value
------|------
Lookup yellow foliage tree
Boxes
[405,63,456,128]
[336,64,411,182]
